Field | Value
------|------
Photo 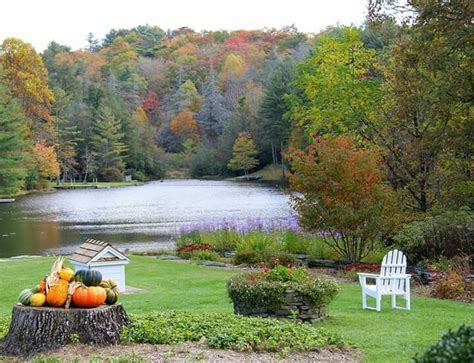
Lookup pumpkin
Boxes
[72,285,106,308]
[75,269,102,287]
[30,293,46,307]
[59,267,74,282]
[18,289,33,306]
[46,279,69,307]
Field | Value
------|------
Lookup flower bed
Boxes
[227,266,338,323]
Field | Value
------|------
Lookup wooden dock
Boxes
[0,198,15,203]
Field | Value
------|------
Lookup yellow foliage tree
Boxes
[0,38,54,124]
[34,141,60,179]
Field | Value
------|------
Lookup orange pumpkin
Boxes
[72,286,106,308]
[46,279,69,307]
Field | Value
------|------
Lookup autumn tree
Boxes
[288,136,397,262]
[0,82,30,196]
[90,106,127,181]
[33,141,60,180]
[0,38,55,140]
[170,111,200,143]
[227,132,259,177]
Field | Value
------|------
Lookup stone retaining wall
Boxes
[233,289,327,323]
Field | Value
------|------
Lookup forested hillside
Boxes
[1,25,314,189]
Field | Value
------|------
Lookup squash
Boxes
[30,293,46,307]
[75,269,102,287]
[104,287,119,305]
[100,279,119,305]
[99,279,117,290]
[18,289,33,306]
[72,285,106,308]
[59,267,74,282]
[31,284,42,293]
[46,279,69,307]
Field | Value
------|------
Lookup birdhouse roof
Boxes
[69,239,130,265]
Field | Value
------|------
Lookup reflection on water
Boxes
[0,180,292,257]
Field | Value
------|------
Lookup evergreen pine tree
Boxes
[90,106,127,181]
[259,59,296,164]
[0,82,30,196]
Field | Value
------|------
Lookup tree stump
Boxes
[2,304,130,356]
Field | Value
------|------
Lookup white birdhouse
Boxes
[69,239,130,292]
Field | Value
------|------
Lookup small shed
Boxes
[69,239,130,292]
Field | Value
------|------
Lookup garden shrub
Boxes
[0,315,10,340]
[176,242,213,259]
[191,250,221,262]
[413,325,474,363]
[431,270,465,300]
[232,249,262,265]
[283,230,309,254]
[393,210,474,262]
[227,267,339,313]
[122,311,343,353]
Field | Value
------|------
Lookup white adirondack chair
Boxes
[357,249,411,311]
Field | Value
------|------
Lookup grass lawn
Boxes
[0,256,472,362]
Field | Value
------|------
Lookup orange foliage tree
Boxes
[170,111,200,142]
[287,136,398,262]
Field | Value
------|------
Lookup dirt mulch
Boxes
[1,342,361,362]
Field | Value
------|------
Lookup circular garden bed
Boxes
[227,265,339,323]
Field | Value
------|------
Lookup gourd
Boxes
[75,269,102,287]
[30,293,46,307]
[72,285,107,308]
[104,288,119,305]
[99,279,119,305]
[18,289,33,306]
[59,267,74,282]
[46,279,69,307]
[38,278,47,293]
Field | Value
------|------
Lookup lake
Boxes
[0,180,293,258]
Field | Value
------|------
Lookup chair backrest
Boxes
[380,249,407,293]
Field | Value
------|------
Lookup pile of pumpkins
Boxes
[18,257,119,309]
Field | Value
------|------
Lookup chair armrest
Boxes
[357,273,380,278]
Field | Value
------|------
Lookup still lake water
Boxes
[0,180,292,258]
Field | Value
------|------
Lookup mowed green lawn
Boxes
[0,256,472,362]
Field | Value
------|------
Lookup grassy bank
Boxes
[50,181,144,189]
[0,256,472,362]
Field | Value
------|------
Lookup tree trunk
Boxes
[2,304,130,356]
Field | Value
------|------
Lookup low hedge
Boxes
[122,311,343,352]
[227,267,339,313]
[413,324,474,363]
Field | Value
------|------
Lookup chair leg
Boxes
[391,294,396,309]
[406,280,411,310]
[376,295,381,312]
[362,291,367,309]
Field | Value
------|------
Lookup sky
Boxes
[1,0,368,52]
